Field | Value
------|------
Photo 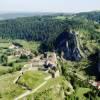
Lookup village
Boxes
[9,42,60,78]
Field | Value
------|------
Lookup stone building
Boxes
[44,52,57,70]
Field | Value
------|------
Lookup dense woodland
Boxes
[0,11,100,42]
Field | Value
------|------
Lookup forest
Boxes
[0,11,99,42]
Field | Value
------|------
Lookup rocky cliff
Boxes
[55,30,83,61]
[98,51,100,73]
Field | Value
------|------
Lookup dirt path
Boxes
[14,76,51,100]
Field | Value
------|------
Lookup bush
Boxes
[8,69,13,73]
[1,54,8,65]
[8,62,14,67]
[20,54,28,59]
[0,93,2,98]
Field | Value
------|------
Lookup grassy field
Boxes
[0,72,26,100]
[24,76,66,100]
[54,16,66,20]
[0,39,40,54]
[18,71,49,89]
[0,61,26,76]
[0,40,31,75]
[0,43,11,48]
[0,65,11,76]
[8,56,18,63]
[26,88,63,100]
[36,76,65,92]
[0,41,10,62]
[13,40,40,52]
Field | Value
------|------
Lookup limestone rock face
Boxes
[55,30,82,61]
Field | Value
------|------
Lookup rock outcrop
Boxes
[55,30,83,61]
[98,51,100,73]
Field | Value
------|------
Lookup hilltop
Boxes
[0,11,100,100]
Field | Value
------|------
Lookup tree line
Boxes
[0,14,99,42]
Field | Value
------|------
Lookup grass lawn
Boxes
[17,71,49,89]
[0,72,25,100]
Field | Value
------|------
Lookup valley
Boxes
[0,11,100,100]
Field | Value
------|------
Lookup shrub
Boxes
[8,62,14,67]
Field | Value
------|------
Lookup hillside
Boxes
[0,11,99,42]
[75,11,100,23]
[0,11,100,100]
